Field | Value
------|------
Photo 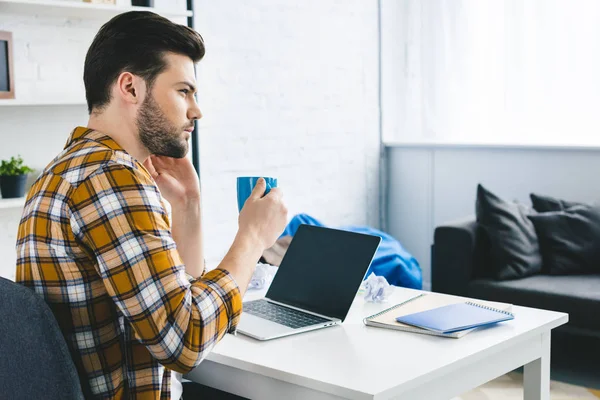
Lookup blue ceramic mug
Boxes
[236,176,278,212]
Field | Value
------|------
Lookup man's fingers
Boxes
[266,187,282,200]
[249,178,267,199]
[150,155,168,168]
[142,157,158,178]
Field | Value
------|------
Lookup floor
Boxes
[455,332,600,399]
[454,371,600,400]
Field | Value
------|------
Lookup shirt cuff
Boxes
[185,272,195,282]
[201,268,243,334]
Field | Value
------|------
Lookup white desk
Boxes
[185,287,568,400]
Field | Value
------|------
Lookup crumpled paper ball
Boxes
[362,272,393,303]
[248,263,278,290]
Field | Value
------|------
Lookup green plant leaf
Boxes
[0,155,33,176]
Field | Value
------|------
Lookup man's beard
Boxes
[137,94,189,159]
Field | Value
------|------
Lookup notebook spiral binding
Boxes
[465,301,514,317]
[363,293,426,324]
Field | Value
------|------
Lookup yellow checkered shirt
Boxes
[16,127,242,399]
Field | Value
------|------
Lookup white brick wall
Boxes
[0,13,95,103]
[0,0,381,276]
[196,0,380,265]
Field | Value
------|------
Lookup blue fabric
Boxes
[280,214,423,289]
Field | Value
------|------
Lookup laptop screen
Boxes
[265,225,381,321]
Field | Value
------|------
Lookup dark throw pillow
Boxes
[530,193,584,213]
[476,184,542,280]
[527,205,600,275]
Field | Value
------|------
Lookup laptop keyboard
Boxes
[243,299,329,329]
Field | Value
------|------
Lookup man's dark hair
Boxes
[84,11,205,114]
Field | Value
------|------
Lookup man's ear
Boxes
[115,72,145,105]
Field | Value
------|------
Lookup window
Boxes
[382,0,600,146]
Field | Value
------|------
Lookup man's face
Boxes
[137,52,202,158]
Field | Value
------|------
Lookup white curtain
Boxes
[387,0,600,145]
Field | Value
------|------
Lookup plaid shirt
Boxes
[16,127,242,399]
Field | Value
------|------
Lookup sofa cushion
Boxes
[528,206,600,275]
[530,193,584,212]
[475,184,542,280]
[468,274,600,331]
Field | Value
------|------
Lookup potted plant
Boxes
[0,155,33,199]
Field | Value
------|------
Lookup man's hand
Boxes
[216,178,287,297]
[238,178,288,251]
[143,155,200,206]
[143,155,203,278]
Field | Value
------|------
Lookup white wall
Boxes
[387,144,600,290]
[0,10,98,280]
[195,0,380,265]
[0,10,95,162]
[0,0,381,278]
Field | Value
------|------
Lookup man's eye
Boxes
[179,89,189,95]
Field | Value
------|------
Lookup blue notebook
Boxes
[396,302,514,334]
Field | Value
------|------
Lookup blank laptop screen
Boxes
[265,225,381,321]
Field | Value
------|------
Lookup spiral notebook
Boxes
[363,292,513,338]
[396,302,514,334]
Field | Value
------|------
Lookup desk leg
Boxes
[523,332,550,400]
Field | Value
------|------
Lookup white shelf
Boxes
[0,197,26,209]
[0,98,87,106]
[0,0,193,19]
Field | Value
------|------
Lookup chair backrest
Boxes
[0,277,85,400]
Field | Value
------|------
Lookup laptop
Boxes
[237,224,381,341]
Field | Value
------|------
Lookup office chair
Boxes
[0,276,85,399]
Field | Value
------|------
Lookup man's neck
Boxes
[87,108,149,163]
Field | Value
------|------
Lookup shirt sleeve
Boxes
[68,160,242,373]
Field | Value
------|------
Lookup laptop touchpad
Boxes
[237,313,295,340]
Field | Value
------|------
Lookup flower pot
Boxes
[0,174,27,199]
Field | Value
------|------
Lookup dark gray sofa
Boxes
[431,217,600,336]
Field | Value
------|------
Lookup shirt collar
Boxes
[64,127,126,153]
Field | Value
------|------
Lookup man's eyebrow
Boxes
[176,81,197,93]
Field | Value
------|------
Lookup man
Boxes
[16,11,287,400]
